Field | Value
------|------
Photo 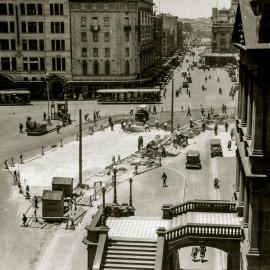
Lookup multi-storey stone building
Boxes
[211,0,238,53]
[0,0,166,99]
[232,0,270,269]
[0,0,71,99]
[161,14,178,57]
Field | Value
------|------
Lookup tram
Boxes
[97,88,161,104]
[0,89,31,105]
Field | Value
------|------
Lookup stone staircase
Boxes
[102,239,157,270]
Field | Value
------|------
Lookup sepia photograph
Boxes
[0,0,269,269]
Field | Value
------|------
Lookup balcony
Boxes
[90,25,100,32]
[124,25,132,31]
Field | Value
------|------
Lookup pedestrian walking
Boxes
[22,213,27,227]
[214,123,218,135]
[230,129,234,140]
[187,106,191,117]
[225,121,229,132]
[19,123,24,133]
[202,121,206,132]
[108,117,112,125]
[201,107,204,116]
[134,164,138,175]
[153,105,157,115]
[56,123,60,134]
[138,136,143,151]
[163,122,168,132]
[155,119,159,129]
[227,140,232,151]
[161,145,166,157]
[110,121,114,131]
[26,185,30,199]
[188,90,191,98]
[43,112,47,121]
[217,77,220,83]
[161,172,167,187]
[224,105,227,114]
[34,196,39,208]
[130,107,134,116]
[190,118,193,128]
[205,76,207,82]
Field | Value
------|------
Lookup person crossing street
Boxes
[161,172,167,187]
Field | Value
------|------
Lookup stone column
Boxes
[251,83,264,155]
[248,184,260,253]
[238,64,243,118]
[243,179,249,227]
[238,168,244,217]
[235,152,240,191]
[241,68,248,127]
[246,73,253,139]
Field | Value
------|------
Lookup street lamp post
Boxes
[100,184,107,227]
[113,167,118,205]
[171,77,174,133]
[128,177,135,216]
[45,74,51,125]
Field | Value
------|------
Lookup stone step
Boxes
[108,241,157,248]
[105,254,156,261]
[103,258,155,265]
[102,263,155,269]
[107,245,157,252]
[106,249,156,257]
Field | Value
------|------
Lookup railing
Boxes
[163,200,237,219]
[165,224,242,242]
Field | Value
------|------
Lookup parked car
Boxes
[185,150,202,169]
[210,138,223,157]
[182,81,189,88]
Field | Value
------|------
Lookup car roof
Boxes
[210,138,221,144]
[187,150,200,156]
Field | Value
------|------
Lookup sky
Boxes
[154,0,231,18]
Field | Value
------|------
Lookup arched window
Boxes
[125,60,130,75]
[93,60,99,76]
[105,60,110,75]
[82,60,87,75]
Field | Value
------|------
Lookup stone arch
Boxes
[46,74,67,99]
[105,60,110,75]
[166,237,240,270]
[93,60,99,76]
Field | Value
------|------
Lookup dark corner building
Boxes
[232,0,270,269]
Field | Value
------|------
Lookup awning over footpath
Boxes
[0,89,30,94]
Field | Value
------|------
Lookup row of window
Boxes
[20,3,43,16]
[0,21,15,33]
[81,31,130,42]
[0,3,14,15]
[23,57,45,71]
[82,60,130,76]
[21,21,43,33]
[0,57,66,72]
[0,39,16,50]
[51,22,65,34]
[80,17,130,27]
[81,47,130,57]
[22,39,44,51]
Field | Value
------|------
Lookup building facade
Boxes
[0,0,168,99]
[232,0,270,269]
[211,0,238,53]
[161,14,178,57]
[0,0,71,99]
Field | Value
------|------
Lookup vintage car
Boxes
[182,71,187,78]
[182,81,189,88]
[185,150,202,169]
[135,104,150,122]
[210,138,223,157]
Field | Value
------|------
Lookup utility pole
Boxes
[79,109,82,187]
[171,77,174,133]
